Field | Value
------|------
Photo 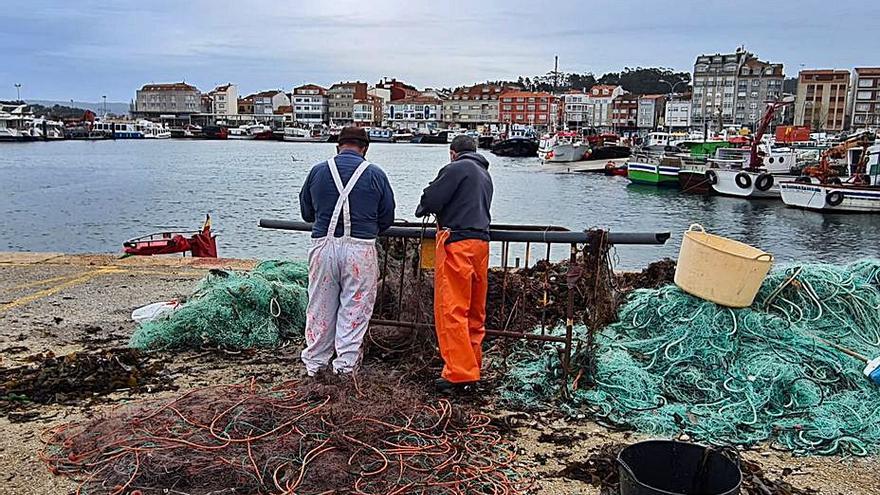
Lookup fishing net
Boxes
[500,260,880,455]
[129,260,309,351]
[41,374,530,494]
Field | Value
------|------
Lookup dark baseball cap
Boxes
[338,126,370,146]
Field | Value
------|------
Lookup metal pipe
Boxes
[259,220,670,245]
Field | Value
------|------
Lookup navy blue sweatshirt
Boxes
[415,152,493,243]
[300,150,396,239]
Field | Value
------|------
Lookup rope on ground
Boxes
[500,259,880,456]
[40,377,530,494]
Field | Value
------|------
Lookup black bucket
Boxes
[617,440,741,495]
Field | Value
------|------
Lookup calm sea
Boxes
[1,140,876,268]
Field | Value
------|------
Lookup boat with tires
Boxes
[780,134,880,213]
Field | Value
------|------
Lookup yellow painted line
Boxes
[3,272,91,292]
[0,267,124,313]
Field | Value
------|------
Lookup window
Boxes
[856,103,871,112]
[516,105,524,110]
[857,91,872,100]
[858,78,873,88]
[752,80,760,86]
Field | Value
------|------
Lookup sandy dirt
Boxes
[1,253,878,495]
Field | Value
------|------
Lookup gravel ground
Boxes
[1,253,878,495]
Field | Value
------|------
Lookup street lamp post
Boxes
[14,83,22,103]
[659,79,686,132]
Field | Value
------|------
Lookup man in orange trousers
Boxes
[416,135,494,391]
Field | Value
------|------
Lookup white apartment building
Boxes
[292,84,329,125]
[209,83,238,116]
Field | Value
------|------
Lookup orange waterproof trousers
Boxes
[433,229,490,383]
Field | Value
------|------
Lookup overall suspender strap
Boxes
[327,157,372,238]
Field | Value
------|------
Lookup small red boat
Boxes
[123,215,217,257]
[604,161,628,176]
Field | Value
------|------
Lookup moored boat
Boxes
[368,128,394,143]
[678,162,714,194]
[781,134,880,213]
[539,131,589,163]
[411,130,448,144]
[626,151,683,186]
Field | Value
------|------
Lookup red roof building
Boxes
[499,91,557,129]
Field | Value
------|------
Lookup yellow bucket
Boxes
[674,224,773,308]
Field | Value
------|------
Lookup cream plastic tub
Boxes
[674,224,773,308]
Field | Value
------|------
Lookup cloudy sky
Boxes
[1,0,874,102]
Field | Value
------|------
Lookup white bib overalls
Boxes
[301,157,379,375]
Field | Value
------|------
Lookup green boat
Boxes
[679,140,731,158]
[626,153,683,186]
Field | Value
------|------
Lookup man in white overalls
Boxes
[299,127,396,375]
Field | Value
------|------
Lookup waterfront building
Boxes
[292,84,329,125]
[386,96,443,131]
[561,89,591,128]
[442,83,507,129]
[209,83,238,116]
[374,78,420,101]
[793,70,850,132]
[328,81,368,126]
[587,85,625,130]
[665,96,692,129]
[238,96,254,115]
[499,91,556,130]
[637,94,667,131]
[133,82,201,123]
[736,57,784,129]
[249,90,290,117]
[611,94,639,134]
[353,95,383,127]
[852,67,880,129]
[691,48,784,131]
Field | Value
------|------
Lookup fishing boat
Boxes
[229,124,269,140]
[368,128,394,143]
[490,125,538,158]
[709,96,798,199]
[781,133,880,213]
[411,130,449,144]
[123,215,217,257]
[626,151,685,187]
[539,131,589,163]
[709,148,799,199]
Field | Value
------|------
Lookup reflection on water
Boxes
[1,140,877,269]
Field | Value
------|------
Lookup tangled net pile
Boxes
[502,260,880,455]
[130,260,309,350]
[41,376,528,494]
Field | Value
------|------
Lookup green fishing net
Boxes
[130,260,309,350]
[500,260,880,455]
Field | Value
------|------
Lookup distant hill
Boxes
[27,100,129,116]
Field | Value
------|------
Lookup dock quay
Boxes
[1,252,878,494]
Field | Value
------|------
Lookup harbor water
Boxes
[1,140,877,269]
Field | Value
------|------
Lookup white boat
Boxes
[0,103,34,141]
[138,120,171,139]
[368,128,394,143]
[229,124,267,140]
[781,143,880,213]
[29,118,65,140]
[539,131,590,163]
[709,147,799,199]
[91,120,144,139]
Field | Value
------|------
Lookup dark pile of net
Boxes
[41,374,530,494]
[500,260,880,455]
[129,260,308,350]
